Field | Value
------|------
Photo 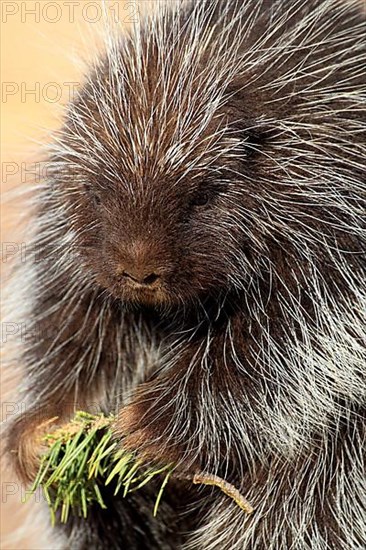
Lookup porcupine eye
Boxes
[189,184,223,209]
[190,192,211,207]
[85,184,101,206]
[92,192,102,206]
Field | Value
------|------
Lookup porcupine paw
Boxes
[5,415,56,485]
[115,394,192,471]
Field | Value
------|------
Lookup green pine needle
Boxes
[28,411,174,525]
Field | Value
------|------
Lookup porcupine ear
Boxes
[241,127,268,159]
[227,117,271,160]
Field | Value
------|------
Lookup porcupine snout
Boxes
[118,240,163,287]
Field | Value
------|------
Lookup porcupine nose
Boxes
[119,239,163,287]
[122,269,160,286]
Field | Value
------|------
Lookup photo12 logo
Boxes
[1,1,139,24]
[1,81,80,104]
[1,482,45,504]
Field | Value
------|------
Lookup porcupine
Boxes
[3,0,366,548]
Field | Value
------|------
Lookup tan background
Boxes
[1,0,143,213]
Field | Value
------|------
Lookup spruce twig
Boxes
[28,411,254,524]
[29,411,174,524]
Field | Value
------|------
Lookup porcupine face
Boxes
[55,49,272,309]
[64,112,259,310]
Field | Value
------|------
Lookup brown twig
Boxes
[177,471,254,514]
